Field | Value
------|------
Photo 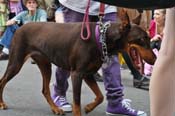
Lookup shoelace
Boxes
[54,96,68,106]
[121,99,135,113]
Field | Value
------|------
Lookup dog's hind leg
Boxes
[0,55,25,109]
[83,76,104,113]
[71,71,83,116]
[31,55,64,115]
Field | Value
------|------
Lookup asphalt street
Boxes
[0,59,150,116]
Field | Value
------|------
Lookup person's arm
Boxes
[6,19,16,26]
[6,11,26,26]
[150,34,162,42]
[150,8,175,116]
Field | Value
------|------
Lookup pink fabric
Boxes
[148,20,156,38]
[144,48,159,76]
[144,20,157,76]
[95,24,102,51]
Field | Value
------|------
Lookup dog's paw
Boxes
[52,108,64,115]
[84,104,94,114]
[0,102,7,110]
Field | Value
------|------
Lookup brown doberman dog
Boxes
[0,13,156,116]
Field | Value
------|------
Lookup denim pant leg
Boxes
[102,55,124,105]
[53,67,70,97]
[0,25,19,49]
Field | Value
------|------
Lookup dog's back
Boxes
[10,22,101,71]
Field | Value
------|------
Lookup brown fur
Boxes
[0,17,156,116]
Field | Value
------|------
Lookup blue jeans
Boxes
[0,25,19,49]
[53,6,123,105]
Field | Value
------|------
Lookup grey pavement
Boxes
[0,59,150,116]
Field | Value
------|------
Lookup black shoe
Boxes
[0,45,3,52]
[94,72,103,82]
[133,75,150,88]
[0,52,9,60]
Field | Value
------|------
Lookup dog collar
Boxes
[95,24,102,51]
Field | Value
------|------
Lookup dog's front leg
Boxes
[71,71,83,116]
[84,75,104,113]
[32,56,64,115]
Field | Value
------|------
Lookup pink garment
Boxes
[144,20,160,76]
[148,20,156,38]
[144,48,159,76]
[9,1,23,15]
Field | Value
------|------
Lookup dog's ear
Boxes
[119,9,131,28]
[132,13,142,25]
[118,9,131,35]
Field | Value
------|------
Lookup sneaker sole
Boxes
[106,112,147,116]
[60,106,72,112]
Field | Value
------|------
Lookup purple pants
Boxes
[53,6,123,105]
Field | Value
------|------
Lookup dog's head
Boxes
[106,10,156,65]
[126,24,156,65]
